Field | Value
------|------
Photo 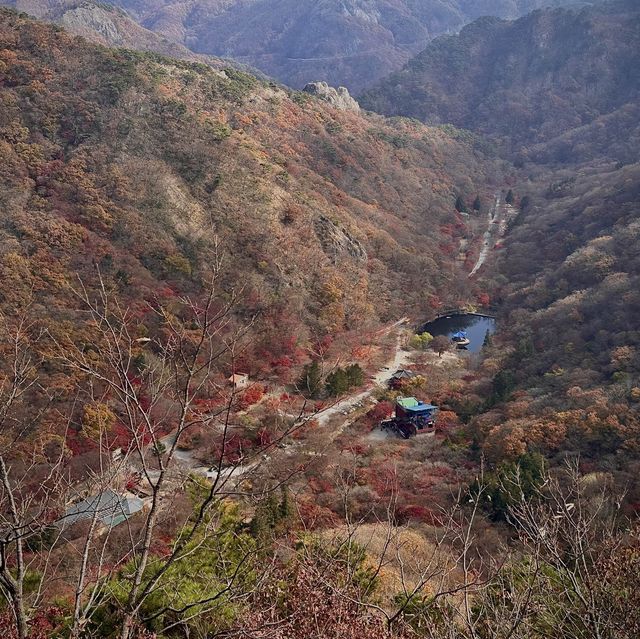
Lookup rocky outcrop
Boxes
[59,4,123,44]
[302,82,360,112]
[6,0,227,66]
[314,216,367,262]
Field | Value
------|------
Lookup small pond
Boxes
[420,314,496,354]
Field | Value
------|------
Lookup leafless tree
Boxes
[3,267,638,639]
[283,457,497,638]
[270,459,638,639]
[0,315,72,638]
[50,255,315,638]
[500,460,630,639]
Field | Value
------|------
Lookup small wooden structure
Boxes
[228,373,249,389]
[389,369,416,389]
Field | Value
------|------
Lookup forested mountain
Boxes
[3,3,640,637]
[470,164,640,483]
[353,2,640,489]
[361,0,640,156]
[3,0,197,56]
[0,10,519,636]
[6,0,601,91]
[0,0,247,71]
[353,0,640,493]
[0,6,499,437]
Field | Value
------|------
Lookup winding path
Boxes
[160,318,411,469]
[469,192,500,277]
[316,322,411,426]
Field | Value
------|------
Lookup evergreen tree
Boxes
[249,506,270,546]
[279,485,292,521]
[492,370,516,403]
[299,359,322,397]
[505,189,515,204]
[473,452,546,521]
[250,491,284,548]
[325,364,365,396]
[345,363,364,388]
[326,368,349,396]
[516,335,534,358]
[455,195,468,212]
[473,195,482,211]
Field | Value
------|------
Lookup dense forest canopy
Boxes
[0,5,502,465]
[383,3,640,482]
[358,0,640,480]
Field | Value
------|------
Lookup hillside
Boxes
[3,7,640,639]
[360,0,640,156]
[461,162,640,496]
[4,0,206,59]
[0,0,259,73]
[69,0,599,91]
[0,7,501,428]
[355,0,640,486]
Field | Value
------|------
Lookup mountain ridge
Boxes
[360,0,640,157]
[2,0,604,91]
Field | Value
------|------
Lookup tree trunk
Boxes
[119,615,134,639]
[13,593,28,639]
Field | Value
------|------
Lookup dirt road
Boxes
[469,192,500,277]
[317,322,411,426]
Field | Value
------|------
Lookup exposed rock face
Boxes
[314,215,367,262]
[59,4,123,43]
[303,82,360,111]
[4,0,227,65]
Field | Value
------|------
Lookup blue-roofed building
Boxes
[452,330,470,347]
[380,397,439,438]
[395,396,438,420]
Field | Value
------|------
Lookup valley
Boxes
[468,191,511,277]
[0,1,639,638]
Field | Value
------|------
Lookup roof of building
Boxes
[391,369,416,379]
[396,397,437,413]
[62,490,144,529]
[228,373,249,382]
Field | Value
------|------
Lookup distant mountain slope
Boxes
[0,7,501,394]
[3,0,207,58]
[91,0,599,91]
[360,0,640,157]
[2,0,271,77]
[471,160,640,471]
